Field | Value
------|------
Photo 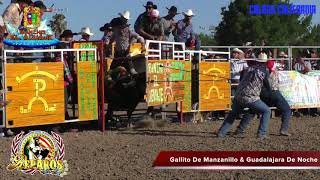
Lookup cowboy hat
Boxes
[166,6,180,14]
[33,1,46,9]
[118,10,130,20]
[80,27,94,36]
[232,48,244,54]
[144,1,156,8]
[60,30,77,38]
[183,9,195,17]
[256,52,268,62]
[99,23,112,32]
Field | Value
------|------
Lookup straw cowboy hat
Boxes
[232,48,244,54]
[256,52,268,62]
[183,9,195,17]
[80,27,94,36]
[119,10,130,20]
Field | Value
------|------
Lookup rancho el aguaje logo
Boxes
[7,131,68,177]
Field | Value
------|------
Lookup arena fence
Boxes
[1,48,101,128]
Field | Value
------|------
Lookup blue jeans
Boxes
[238,90,291,133]
[218,99,271,137]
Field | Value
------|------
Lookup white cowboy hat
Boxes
[119,10,130,20]
[256,52,268,62]
[183,9,195,17]
[232,48,244,54]
[81,27,94,36]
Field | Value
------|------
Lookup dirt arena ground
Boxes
[0,115,320,180]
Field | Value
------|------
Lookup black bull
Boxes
[104,55,147,126]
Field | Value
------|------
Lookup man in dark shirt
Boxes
[134,1,156,33]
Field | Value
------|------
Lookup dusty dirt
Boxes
[0,116,320,180]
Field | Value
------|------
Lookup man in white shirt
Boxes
[231,48,247,96]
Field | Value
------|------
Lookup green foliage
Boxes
[214,0,320,46]
[198,33,216,46]
[49,14,67,38]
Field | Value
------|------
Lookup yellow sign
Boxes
[199,62,231,111]
[147,60,191,107]
[77,61,98,120]
[6,63,65,128]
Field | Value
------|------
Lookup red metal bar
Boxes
[99,41,105,132]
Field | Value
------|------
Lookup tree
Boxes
[214,0,320,46]
[198,33,216,46]
[49,14,67,38]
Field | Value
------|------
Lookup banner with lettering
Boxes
[146,60,191,107]
[278,71,320,108]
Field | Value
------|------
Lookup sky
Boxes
[0,0,319,39]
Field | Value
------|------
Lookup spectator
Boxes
[310,49,320,70]
[100,23,113,57]
[174,9,200,50]
[56,30,75,120]
[294,57,311,74]
[2,0,31,27]
[161,6,179,41]
[134,1,155,33]
[110,17,145,75]
[79,27,94,41]
[231,48,247,95]
[277,51,288,71]
[218,53,272,139]
[137,9,164,41]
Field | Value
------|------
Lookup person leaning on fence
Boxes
[56,30,75,120]
[217,53,272,139]
[277,51,289,71]
[161,6,179,41]
[230,48,248,96]
[79,27,94,41]
[173,9,201,50]
[136,9,165,41]
[109,16,145,76]
[134,1,156,33]
[294,56,311,74]
[235,60,292,137]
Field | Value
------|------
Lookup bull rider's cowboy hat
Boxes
[166,6,180,15]
[256,52,268,62]
[118,10,130,20]
[80,27,94,36]
[60,30,77,38]
[232,48,244,54]
[183,9,195,17]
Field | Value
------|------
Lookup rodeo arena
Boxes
[0,0,320,179]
